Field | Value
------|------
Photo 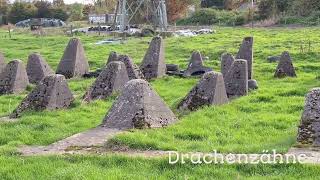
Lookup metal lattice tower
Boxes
[116,0,168,32]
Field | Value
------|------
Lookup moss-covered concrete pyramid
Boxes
[102,79,177,129]
[297,88,320,146]
[274,51,296,78]
[106,52,144,80]
[140,36,166,80]
[221,53,235,78]
[27,53,54,84]
[56,38,90,79]
[0,60,29,95]
[10,74,74,118]
[225,60,248,98]
[236,37,253,79]
[83,61,129,102]
[178,72,228,111]
[0,52,6,74]
[183,51,212,77]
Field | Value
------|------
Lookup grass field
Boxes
[0,27,320,179]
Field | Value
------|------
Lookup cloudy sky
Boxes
[9,0,92,5]
[66,0,91,4]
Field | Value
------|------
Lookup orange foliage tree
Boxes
[166,0,193,22]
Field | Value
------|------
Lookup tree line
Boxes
[201,0,320,19]
[0,0,194,25]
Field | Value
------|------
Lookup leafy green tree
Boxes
[68,3,84,21]
[8,2,37,23]
[258,0,293,19]
[0,0,9,15]
[0,0,9,24]
[291,0,320,16]
[34,0,52,18]
[82,4,94,18]
[51,8,69,21]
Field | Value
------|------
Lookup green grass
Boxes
[1,155,320,179]
[0,27,320,178]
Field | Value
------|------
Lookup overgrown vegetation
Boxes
[180,0,320,26]
[0,0,195,25]
[177,8,250,25]
[0,27,320,178]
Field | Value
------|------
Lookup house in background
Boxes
[88,14,121,25]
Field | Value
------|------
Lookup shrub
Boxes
[177,8,249,26]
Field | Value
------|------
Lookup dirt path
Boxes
[0,116,19,123]
[20,126,122,156]
[18,127,320,164]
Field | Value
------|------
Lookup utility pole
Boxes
[251,0,254,29]
[111,0,120,31]
[119,0,127,32]
[115,0,168,33]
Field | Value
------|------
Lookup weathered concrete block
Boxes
[106,53,144,80]
[56,38,90,79]
[118,55,144,80]
[83,61,129,102]
[221,53,235,78]
[106,51,119,65]
[166,64,179,72]
[140,36,166,80]
[236,37,253,79]
[225,60,248,98]
[0,60,29,95]
[297,88,320,146]
[178,72,228,111]
[10,74,74,118]
[183,51,212,77]
[248,79,258,90]
[27,53,54,84]
[274,51,296,78]
[102,79,177,129]
[0,52,6,74]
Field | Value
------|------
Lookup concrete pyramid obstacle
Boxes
[27,53,54,84]
[236,37,253,79]
[178,72,228,111]
[56,38,90,79]
[117,55,144,80]
[221,53,235,77]
[83,61,129,102]
[102,79,177,129]
[0,60,29,95]
[297,88,320,146]
[225,60,248,98]
[0,52,6,74]
[183,51,212,77]
[106,51,119,65]
[140,36,166,80]
[106,53,144,80]
[274,51,296,78]
[10,74,74,118]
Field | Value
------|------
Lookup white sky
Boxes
[9,0,92,5]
